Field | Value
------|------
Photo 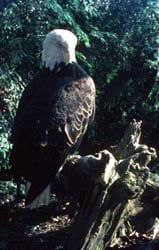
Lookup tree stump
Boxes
[57,119,158,249]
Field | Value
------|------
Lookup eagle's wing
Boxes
[55,76,96,148]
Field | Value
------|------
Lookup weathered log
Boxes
[65,149,153,249]
[57,119,158,249]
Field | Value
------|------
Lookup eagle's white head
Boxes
[42,29,77,71]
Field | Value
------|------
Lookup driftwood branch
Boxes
[56,119,158,249]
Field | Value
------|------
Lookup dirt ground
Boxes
[0,192,159,250]
[0,193,73,250]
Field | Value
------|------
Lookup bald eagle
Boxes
[9,29,96,208]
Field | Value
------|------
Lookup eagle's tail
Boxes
[25,182,51,209]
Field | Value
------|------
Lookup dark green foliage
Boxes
[89,0,159,148]
[0,0,159,173]
[0,181,17,195]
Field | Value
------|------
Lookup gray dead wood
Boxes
[58,119,158,249]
